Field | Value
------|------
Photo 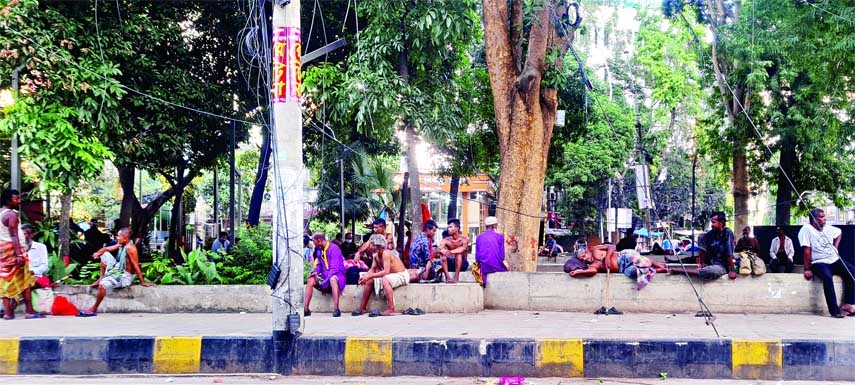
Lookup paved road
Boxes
[0,310,851,340]
[0,376,849,385]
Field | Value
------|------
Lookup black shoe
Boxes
[304,310,311,317]
[332,309,341,317]
[606,307,623,315]
[594,306,608,315]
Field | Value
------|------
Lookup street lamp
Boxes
[7,64,26,190]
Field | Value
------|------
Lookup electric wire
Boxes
[674,8,855,289]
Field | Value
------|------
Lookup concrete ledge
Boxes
[307,283,483,314]
[53,285,273,314]
[485,272,842,315]
[5,335,855,380]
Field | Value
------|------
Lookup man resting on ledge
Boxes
[83,228,153,316]
[569,244,667,288]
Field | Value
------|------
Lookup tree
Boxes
[0,0,125,257]
[481,0,581,271]
[303,0,481,238]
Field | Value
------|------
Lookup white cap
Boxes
[484,216,498,226]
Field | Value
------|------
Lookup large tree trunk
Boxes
[247,127,271,227]
[732,147,749,231]
[59,192,72,258]
[775,131,795,225]
[118,166,135,228]
[447,175,460,220]
[405,123,422,235]
[483,1,569,272]
[168,170,185,262]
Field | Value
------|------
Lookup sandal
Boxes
[76,311,97,317]
[402,308,416,315]
[832,313,846,319]
[25,313,44,319]
[351,309,366,317]
[369,309,381,317]
[413,308,425,315]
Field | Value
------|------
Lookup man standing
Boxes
[439,219,470,283]
[304,231,346,317]
[0,189,38,319]
[409,220,439,282]
[769,227,794,273]
[800,208,855,318]
[352,234,409,316]
[211,231,230,254]
[475,216,507,286]
[83,228,153,316]
[22,224,49,288]
[669,211,737,280]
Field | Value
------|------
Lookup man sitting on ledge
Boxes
[304,231,346,317]
[84,228,153,316]
[669,211,737,280]
[352,234,410,317]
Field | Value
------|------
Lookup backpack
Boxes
[738,251,765,276]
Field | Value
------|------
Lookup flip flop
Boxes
[25,313,44,319]
[351,309,365,316]
[368,310,381,317]
[76,311,97,317]
[413,308,426,316]
[832,313,846,319]
[402,308,416,315]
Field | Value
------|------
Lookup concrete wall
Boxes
[485,272,842,315]
[53,285,273,314]
[52,283,483,314]
[307,283,483,314]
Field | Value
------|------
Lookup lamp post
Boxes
[9,64,26,190]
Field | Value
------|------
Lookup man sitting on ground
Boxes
[540,234,562,260]
[438,219,470,283]
[352,234,409,317]
[304,231,346,317]
[84,228,153,316]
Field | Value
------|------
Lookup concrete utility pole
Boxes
[271,0,304,375]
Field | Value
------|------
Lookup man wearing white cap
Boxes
[352,234,410,316]
[475,216,508,286]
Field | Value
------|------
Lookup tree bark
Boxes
[775,131,795,226]
[118,166,136,228]
[483,1,568,272]
[59,191,72,258]
[447,174,460,220]
[405,122,422,236]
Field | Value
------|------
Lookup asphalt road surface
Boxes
[0,376,848,385]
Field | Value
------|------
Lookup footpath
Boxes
[0,310,853,381]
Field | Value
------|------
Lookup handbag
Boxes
[471,261,483,285]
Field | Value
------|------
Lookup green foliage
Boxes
[46,251,78,282]
[172,249,222,285]
[221,224,273,284]
[66,261,101,285]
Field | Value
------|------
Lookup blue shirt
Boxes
[699,228,734,269]
[409,233,432,268]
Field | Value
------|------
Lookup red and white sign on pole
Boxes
[272,27,302,104]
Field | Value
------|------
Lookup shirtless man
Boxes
[438,219,470,283]
[83,228,153,316]
[352,234,410,316]
[353,218,386,266]
[569,243,667,278]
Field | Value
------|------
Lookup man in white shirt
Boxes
[768,227,794,273]
[799,208,855,318]
[22,224,49,288]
